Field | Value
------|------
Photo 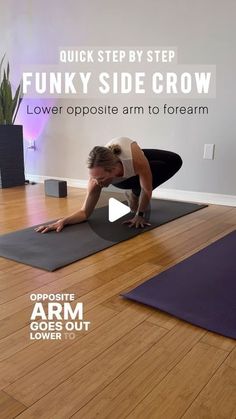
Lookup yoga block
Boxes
[44,179,67,198]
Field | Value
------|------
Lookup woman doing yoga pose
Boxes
[35,136,182,232]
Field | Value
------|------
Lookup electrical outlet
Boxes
[28,140,36,150]
[203,144,215,160]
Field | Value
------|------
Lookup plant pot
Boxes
[0,125,25,188]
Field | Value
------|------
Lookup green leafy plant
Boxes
[0,54,23,124]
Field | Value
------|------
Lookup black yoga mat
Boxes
[121,230,236,339]
[0,199,207,272]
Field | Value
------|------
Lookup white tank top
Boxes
[105,136,136,183]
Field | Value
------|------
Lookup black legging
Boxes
[114,149,183,196]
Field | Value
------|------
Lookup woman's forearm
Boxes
[62,184,101,226]
[137,189,152,213]
[62,209,87,225]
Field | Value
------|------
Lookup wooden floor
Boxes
[0,184,236,419]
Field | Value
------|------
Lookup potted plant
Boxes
[0,54,25,188]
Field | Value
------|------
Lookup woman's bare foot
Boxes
[125,191,139,212]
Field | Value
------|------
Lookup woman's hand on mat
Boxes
[122,215,151,229]
[34,219,65,233]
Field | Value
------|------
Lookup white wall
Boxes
[1,0,235,199]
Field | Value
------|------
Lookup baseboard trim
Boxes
[26,174,236,207]
[152,188,236,207]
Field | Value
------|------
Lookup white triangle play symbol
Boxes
[108,197,131,222]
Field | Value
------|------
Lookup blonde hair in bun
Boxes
[87,146,120,172]
[107,144,122,155]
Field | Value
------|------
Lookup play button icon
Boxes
[88,191,151,242]
[88,194,134,242]
[108,197,130,222]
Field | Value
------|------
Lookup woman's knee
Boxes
[172,152,183,172]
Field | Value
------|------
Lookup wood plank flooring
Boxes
[0,184,235,418]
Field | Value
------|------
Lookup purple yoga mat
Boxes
[121,230,236,339]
